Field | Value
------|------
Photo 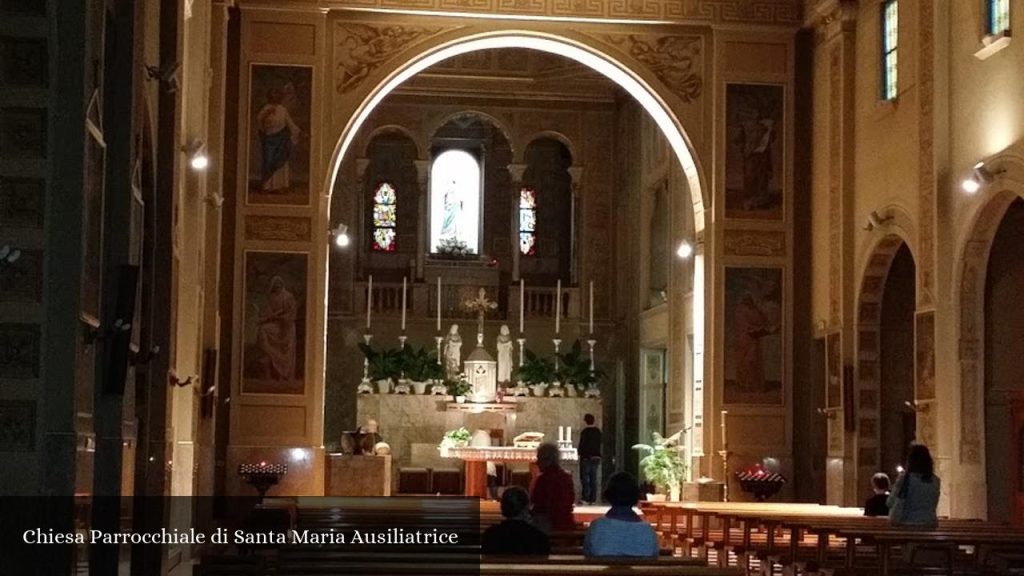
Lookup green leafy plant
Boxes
[556,340,605,390]
[358,343,403,382]
[445,374,472,397]
[632,430,688,494]
[512,349,556,386]
[399,346,445,382]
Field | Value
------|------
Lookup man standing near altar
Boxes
[578,414,602,505]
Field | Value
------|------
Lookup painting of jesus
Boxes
[248,65,312,206]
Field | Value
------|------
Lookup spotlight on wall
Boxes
[676,240,694,259]
[863,210,893,231]
[330,223,350,248]
[961,161,1002,194]
[145,62,181,93]
[0,245,21,274]
[183,139,209,171]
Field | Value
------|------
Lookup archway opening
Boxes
[879,243,916,475]
[984,197,1024,524]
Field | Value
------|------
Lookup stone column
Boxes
[414,159,430,279]
[568,166,583,286]
[355,158,370,276]
[507,163,527,281]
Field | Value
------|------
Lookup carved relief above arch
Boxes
[334,23,452,95]
[585,33,703,104]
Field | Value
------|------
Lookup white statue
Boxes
[496,324,514,384]
[443,323,462,378]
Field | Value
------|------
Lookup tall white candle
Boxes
[401,276,407,331]
[519,279,525,333]
[558,426,564,443]
[555,279,561,334]
[366,275,373,330]
[589,281,594,334]
[567,426,572,442]
[436,277,441,332]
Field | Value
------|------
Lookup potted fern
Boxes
[358,343,403,394]
[633,430,688,502]
[556,340,604,397]
[400,346,444,394]
[438,426,472,457]
[513,349,556,397]
[445,374,472,403]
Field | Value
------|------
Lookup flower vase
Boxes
[411,381,427,395]
[455,395,466,404]
[376,379,392,394]
[669,482,681,502]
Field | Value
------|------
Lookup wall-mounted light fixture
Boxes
[676,240,694,259]
[0,245,21,274]
[961,161,1003,194]
[145,62,181,93]
[863,210,894,231]
[183,139,209,171]
[330,223,350,248]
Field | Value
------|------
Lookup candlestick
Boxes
[720,409,730,502]
[558,426,564,443]
[516,337,525,367]
[567,426,572,443]
[401,276,407,331]
[362,333,373,381]
[588,281,594,334]
[587,339,596,372]
[552,338,561,372]
[436,277,441,332]
[435,335,444,364]
[519,278,525,334]
[366,275,373,330]
[555,279,561,334]
[398,334,407,349]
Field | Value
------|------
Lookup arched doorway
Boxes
[855,233,916,501]
[983,198,1024,524]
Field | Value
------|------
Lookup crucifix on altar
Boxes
[462,287,499,403]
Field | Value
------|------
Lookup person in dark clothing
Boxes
[481,486,551,556]
[578,414,602,504]
[864,472,891,517]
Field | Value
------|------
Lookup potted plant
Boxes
[556,340,605,397]
[633,430,688,502]
[513,349,555,397]
[438,426,472,456]
[400,346,444,394]
[358,343,402,394]
[446,374,472,403]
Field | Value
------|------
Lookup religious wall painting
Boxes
[724,267,783,405]
[335,23,444,95]
[825,331,841,409]
[242,252,308,395]
[640,350,666,445]
[247,64,312,206]
[725,83,784,220]
[915,310,936,401]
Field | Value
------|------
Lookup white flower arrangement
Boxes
[435,237,472,258]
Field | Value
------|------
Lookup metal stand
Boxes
[362,333,373,382]
[435,335,444,364]
[552,338,561,371]
[586,339,596,372]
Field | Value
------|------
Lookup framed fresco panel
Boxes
[826,331,841,409]
[247,64,312,206]
[915,310,935,401]
[242,251,308,395]
[724,267,784,405]
[725,83,784,220]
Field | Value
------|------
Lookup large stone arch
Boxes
[322,28,709,226]
[853,215,916,502]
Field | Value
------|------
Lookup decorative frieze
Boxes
[723,230,785,257]
[335,23,446,94]
[592,34,703,103]
[245,215,313,242]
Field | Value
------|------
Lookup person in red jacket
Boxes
[529,442,576,533]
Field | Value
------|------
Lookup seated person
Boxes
[481,486,551,555]
[864,472,891,517]
[583,472,659,558]
[529,443,576,533]
[888,444,940,529]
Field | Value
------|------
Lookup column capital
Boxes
[567,165,584,184]
[507,163,527,183]
[414,159,430,185]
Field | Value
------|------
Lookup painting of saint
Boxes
[248,65,312,206]
[725,84,784,220]
[724,267,783,405]
[915,311,935,400]
[243,252,307,394]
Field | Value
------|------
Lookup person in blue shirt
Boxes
[583,472,659,558]
[888,444,940,529]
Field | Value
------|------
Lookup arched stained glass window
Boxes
[371,182,397,251]
[519,187,537,255]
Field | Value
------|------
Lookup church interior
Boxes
[3,0,1024,573]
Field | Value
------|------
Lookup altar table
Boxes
[443,446,578,498]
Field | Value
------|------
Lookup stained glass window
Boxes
[988,0,1010,35]
[519,187,537,256]
[371,182,397,251]
[880,0,898,101]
